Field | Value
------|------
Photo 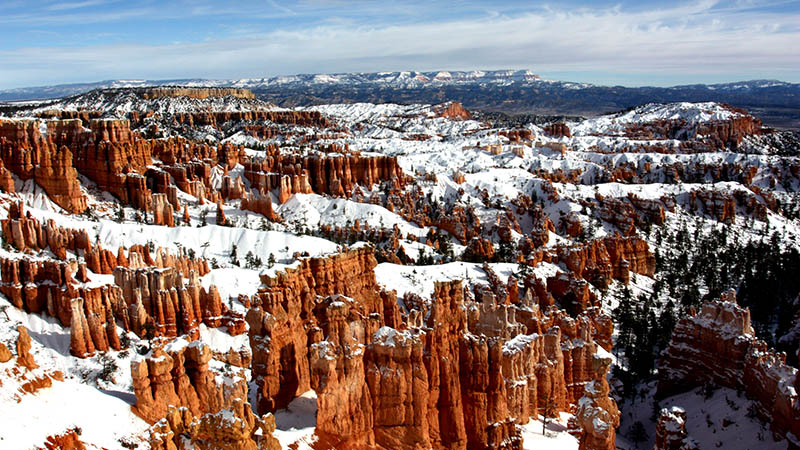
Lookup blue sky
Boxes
[0,0,798,89]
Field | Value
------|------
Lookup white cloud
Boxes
[1,0,798,87]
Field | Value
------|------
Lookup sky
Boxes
[0,0,798,89]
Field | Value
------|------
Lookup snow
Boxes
[519,413,579,450]
[375,261,542,300]
[0,294,148,449]
[372,326,418,347]
[32,89,282,117]
[273,391,317,450]
[617,382,786,450]
[198,325,249,355]
[0,376,148,449]
[503,333,540,355]
[569,102,742,137]
[278,193,429,240]
[23,208,342,273]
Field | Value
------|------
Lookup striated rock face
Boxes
[0,210,240,357]
[240,189,279,221]
[243,150,405,203]
[574,355,620,450]
[137,87,256,100]
[657,294,755,397]
[544,122,571,138]
[1,115,266,216]
[658,293,800,445]
[688,189,737,224]
[365,326,431,449]
[16,325,38,370]
[131,340,249,424]
[0,256,123,357]
[434,101,472,120]
[113,265,245,340]
[246,247,384,413]
[0,158,15,192]
[151,193,175,227]
[654,407,697,450]
[148,401,281,450]
[1,202,91,256]
[619,104,765,151]
[309,297,376,448]
[463,237,495,262]
[548,236,655,295]
[246,246,616,449]
[0,119,88,213]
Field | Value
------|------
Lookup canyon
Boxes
[0,85,797,450]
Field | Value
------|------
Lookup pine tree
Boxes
[230,244,239,266]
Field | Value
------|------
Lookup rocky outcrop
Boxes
[240,189,278,221]
[0,208,238,357]
[137,87,256,100]
[243,151,405,203]
[309,297,377,448]
[246,247,384,413]
[463,237,495,262]
[41,428,87,450]
[151,193,175,227]
[544,122,571,138]
[245,245,616,449]
[657,293,800,445]
[547,272,596,316]
[657,293,755,397]
[620,105,765,151]
[1,202,91,256]
[0,257,123,356]
[688,189,737,224]
[0,158,15,192]
[131,340,249,424]
[553,236,655,291]
[0,119,87,213]
[16,325,38,370]
[574,355,620,450]
[434,101,472,120]
[0,115,270,216]
[149,402,281,450]
[0,342,11,363]
[113,266,245,340]
[365,326,431,449]
[653,407,697,450]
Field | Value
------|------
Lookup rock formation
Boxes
[137,87,256,100]
[41,429,87,450]
[544,122,571,138]
[243,151,405,203]
[245,247,617,449]
[433,101,472,120]
[0,209,240,358]
[240,189,278,221]
[658,292,800,445]
[148,401,281,450]
[653,407,697,450]
[15,325,38,370]
[131,340,249,424]
[574,355,620,450]
[0,119,87,213]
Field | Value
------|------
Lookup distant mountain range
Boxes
[3,70,799,128]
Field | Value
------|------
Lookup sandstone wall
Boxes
[657,293,800,446]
